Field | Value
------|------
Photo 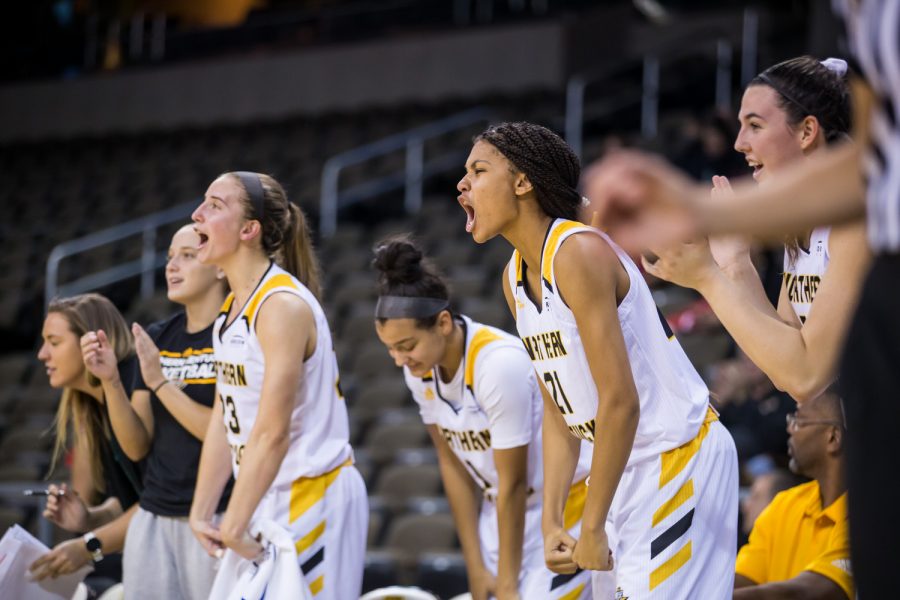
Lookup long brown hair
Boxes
[47,294,134,491]
[225,172,322,298]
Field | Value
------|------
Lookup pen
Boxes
[22,489,65,497]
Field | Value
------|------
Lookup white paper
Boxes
[0,525,93,599]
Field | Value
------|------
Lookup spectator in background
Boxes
[740,468,806,538]
[710,351,794,464]
[28,294,142,591]
[734,389,851,599]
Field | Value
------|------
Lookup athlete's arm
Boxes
[556,233,640,572]
[81,330,153,461]
[732,571,849,600]
[493,446,527,598]
[152,383,213,441]
[478,345,537,599]
[218,293,311,557]
[648,221,869,402]
[189,393,233,556]
[775,280,804,330]
[133,323,213,440]
[537,378,581,575]
[427,425,494,600]
[503,272,580,574]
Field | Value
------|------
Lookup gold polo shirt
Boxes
[736,480,853,598]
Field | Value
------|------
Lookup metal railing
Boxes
[319,106,493,238]
[45,201,196,307]
[565,36,734,159]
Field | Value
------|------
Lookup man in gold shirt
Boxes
[734,390,853,599]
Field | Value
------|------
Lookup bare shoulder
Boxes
[554,231,620,296]
[256,292,315,341]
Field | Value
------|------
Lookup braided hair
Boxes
[476,122,583,220]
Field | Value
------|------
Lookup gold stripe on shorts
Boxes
[649,540,692,590]
[295,520,326,555]
[309,574,324,595]
[289,458,352,523]
[563,478,588,531]
[558,582,586,600]
[652,479,694,527]
[658,407,717,489]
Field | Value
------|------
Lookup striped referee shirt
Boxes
[833,0,900,253]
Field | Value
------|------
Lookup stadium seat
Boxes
[373,464,442,509]
[353,377,411,413]
[404,495,450,516]
[414,552,468,600]
[362,550,402,593]
[383,513,458,562]
[364,422,430,465]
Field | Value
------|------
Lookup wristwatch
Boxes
[83,532,104,563]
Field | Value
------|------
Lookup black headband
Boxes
[375,296,449,319]
[756,73,819,122]
[234,171,265,220]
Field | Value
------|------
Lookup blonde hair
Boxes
[46,294,134,491]
[225,172,322,299]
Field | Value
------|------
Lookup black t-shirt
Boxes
[98,357,143,510]
[133,312,232,516]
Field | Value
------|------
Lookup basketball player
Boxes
[638,57,870,403]
[372,236,601,600]
[79,224,232,598]
[456,122,738,598]
[189,172,367,599]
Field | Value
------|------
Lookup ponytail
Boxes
[227,172,322,299]
[283,202,322,299]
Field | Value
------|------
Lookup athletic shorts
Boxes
[593,409,738,599]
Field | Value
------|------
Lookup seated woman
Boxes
[29,293,142,591]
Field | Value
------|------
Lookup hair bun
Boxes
[372,238,426,285]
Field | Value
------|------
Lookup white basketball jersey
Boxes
[213,263,352,486]
[404,315,591,498]
[507,219,709,466]
[783,226,831,324]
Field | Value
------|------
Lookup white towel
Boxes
[208,520,313,600]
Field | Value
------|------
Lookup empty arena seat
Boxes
[364,422,430,465]
[404,495,450,516]
[414,552,468,600]
[373,464,442,509]
[362,550,402,593]
[351,342,399,382]
[353,377,411,413]
[383,513,458,560]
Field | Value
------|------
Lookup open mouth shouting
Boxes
[458,195,476,233]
